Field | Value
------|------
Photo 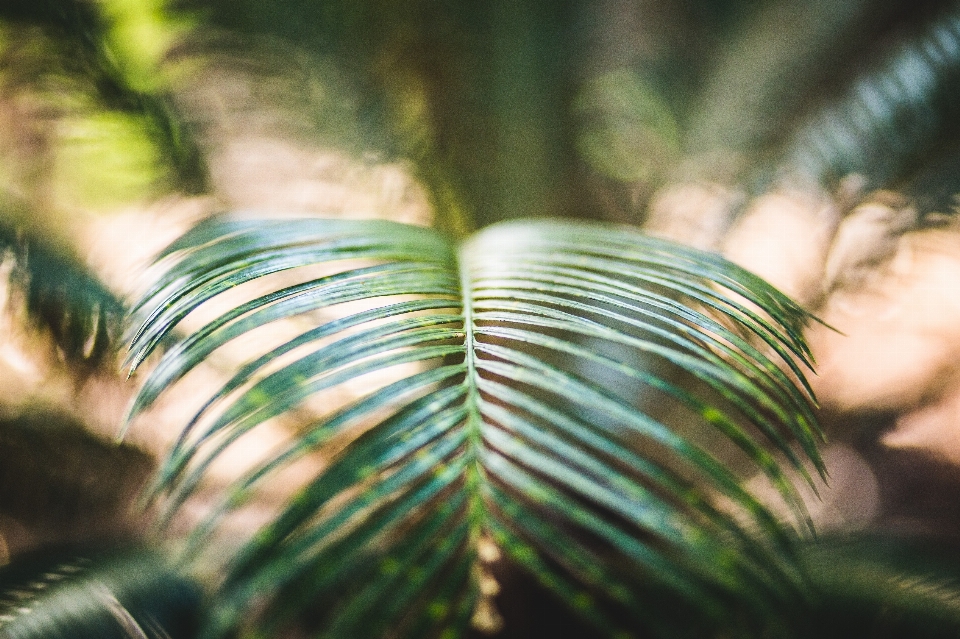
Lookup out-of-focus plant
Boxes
[3,1,960,638]
[0,0,205,369]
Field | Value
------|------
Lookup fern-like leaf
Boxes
[0,550,199,639]
[126,217,823,638]
[0,197,123,368]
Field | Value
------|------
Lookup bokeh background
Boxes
[2,0,960,633]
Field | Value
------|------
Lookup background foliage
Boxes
[1,1,960,638]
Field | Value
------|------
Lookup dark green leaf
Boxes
[126,216,821,638]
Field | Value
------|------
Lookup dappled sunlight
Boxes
[811,225,960,412]
[808,224,960,473]
[722,187,840,305]
[644,182,742,251]
[211,137,433,225]
[744,443,880,532]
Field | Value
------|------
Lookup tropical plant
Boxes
[4,1,960,638]
[122,214,822,638]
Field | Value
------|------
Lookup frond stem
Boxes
[457,249,489,555]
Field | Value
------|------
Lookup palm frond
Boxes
[126,216,822,638]
[800,536,960,637]
[0,550,199,639]
[783,4,960,189]
[0,197,123,368]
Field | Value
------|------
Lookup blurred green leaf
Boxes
[573,69,680,183]
[0,549,199,639]
[0,196,123,369]
[0,0,208,200]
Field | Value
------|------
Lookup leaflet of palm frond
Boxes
[781,5,960,190]
[686,0,886,163]
[126,216,824,638]
[0,0,208,194]
[799,536,960,638]
[0,211,123,368]
[0,550,200,639]
[685,0,955,181]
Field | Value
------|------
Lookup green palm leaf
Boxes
[0,550,199,639]
[125,216,823,638]
[0,196,123,369]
